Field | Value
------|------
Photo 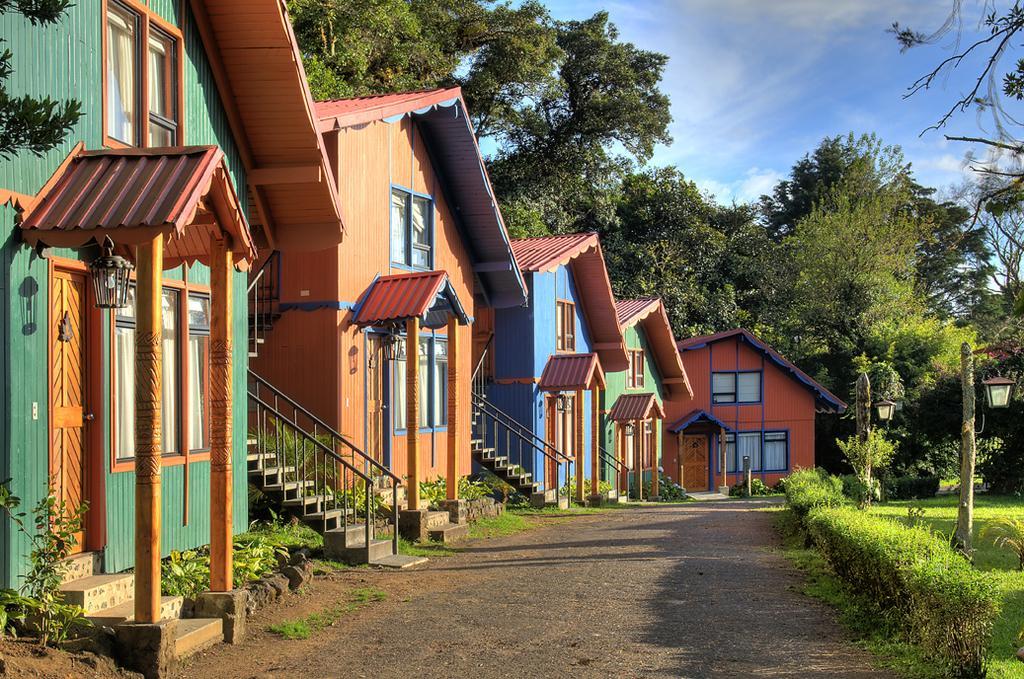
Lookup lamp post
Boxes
[874,399,896,424]
[983,376,1015,409]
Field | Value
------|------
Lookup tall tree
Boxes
[0,0,81,159]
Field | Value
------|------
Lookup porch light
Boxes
[874,399,896,423]
[983,376,1015,409]
[624,423,635,436]
[381,332,402,362]
[556,394,570,412]
[89,237,133,309]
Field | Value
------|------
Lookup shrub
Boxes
[836,431,897,508]
[981,517,1024,570]
[838,474,882,505]
[782,468,845,520]
[882,475,940,500]
[728,477,775,497]
[806,506,1000,677]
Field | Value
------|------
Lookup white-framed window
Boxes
[629,350,645,388]
[556,300,576,352]
[187,294,210,452]
[393,336,448,431]
[712,371,761,404]
[390,187,433,270]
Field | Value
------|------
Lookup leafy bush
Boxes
[562,477,614,499]
[161,550,209,599]
[981,517,1024,570]
[838,474,882,505]
[233,533,288,588]
[728,477,776,497]
[976,436,1024,495]
[836,431,897,507]
[161,532,288,599]
[459,477,489,501]
[806,506,1000,677]
[882,475,940,500]
[782,468,845,520]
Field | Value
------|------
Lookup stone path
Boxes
[183,501,891,679]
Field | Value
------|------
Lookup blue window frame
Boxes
[393,335,448,432]
[390,185,433,270]
[712,371,762,404]
[723,430,789,472]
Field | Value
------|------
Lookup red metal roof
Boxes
[19,144,255,269]
[615,297,692,400]
[538,353,606,392]
[353,271,469,327]
[615,297,660,326]
[511,233,598,272]
[676,328,847,413]
[608,393,665,422]
[315,89,460,129]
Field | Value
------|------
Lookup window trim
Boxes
[392,334,449,434]
[389,184,435,272]
[102,0,185,149]
[711,370,762,404]
[628,349,646,389]
[110,274,212,474]
[721,430,790,474]
[555,299,576,353]
[762,430,789,472]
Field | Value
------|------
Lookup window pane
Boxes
[116,284,137,321]
[636,352,645,387]
[556,303,564,351]
[188,335,209,451]
[149,123,174,147]
[148,30,176,144]
[107,4,137,143]
[738,432,761,471]
[435,340,448,426]
[394,359,407,430]
[162,290,179,455]
[737,372,761,402]
[188,294,210,330]
[412,196,431,268]
[391,190,409,265]
[712,373,736,403]
[725,435,736,472]
[115,326,135,460]
[418,339,429,428]
[764,433,787,470]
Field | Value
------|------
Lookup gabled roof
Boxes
[512,233,629,372]
[316,87,526,309]
[19,144,254,269]
[538,353,606,392]
[188,0,343,251]
[608,393,665,422]
[353,271,469,328]
[667,409,732,434]
[615,297,692,399]
[677,328,847,413]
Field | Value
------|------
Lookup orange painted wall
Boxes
[662,336,817,490]
[252,117,475,480]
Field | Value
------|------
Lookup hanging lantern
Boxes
[380,331,401,362]
[624,422,635,436]
[556,394,570,412]
[874,399,896,422]
[982,376,1015,409]
[89,237,133,309]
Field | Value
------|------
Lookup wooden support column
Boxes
[590,387,600,496]
[651,418,660,498]
[446,316,460,501]
[134,234,163,623]
[574,389,585,503]
[635,421,643,501]
[618,424,627,494]
[406,317,421,510]
[209,236,233,592]
[719,429,728,492]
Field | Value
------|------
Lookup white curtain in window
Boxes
[394,359,407,430]
[434,340,447,426]
[107,7,135,142]
[725,435,736,472]
[188,336,208,450]
[737,432,761,471]
[764,433,787,471]
[418,340,429,428]
[411,197,430,268]
[391,190,408,265]
[162,292,178,454]
[737,373,761,402]
[115,326,135,460]
[624,431,634,469]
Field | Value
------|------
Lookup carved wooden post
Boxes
[590,387,600,496]
[651,419,660,498]
[209,237,233,591]
[134,234,163,623]
[446,316,460,501]
[618,424,627,495]
[406,317,421,510]
[719,429,727,493]
[575,389,585,503]
[955,342,976,555]
[635,421,643,501]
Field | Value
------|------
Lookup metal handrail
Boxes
[471,392,571,464]
[597,444,625,472]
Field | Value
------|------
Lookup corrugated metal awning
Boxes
[608,393,665,422]
[353,270,470,328]
[538,353,605,392]
[18,144,255,269]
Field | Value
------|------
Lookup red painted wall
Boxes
[662,336,817,491]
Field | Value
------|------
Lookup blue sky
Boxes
[534,0,997,203]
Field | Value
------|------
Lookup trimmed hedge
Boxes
[883,475,940,500]
[805,506,1000,678]
[782,468,845,520]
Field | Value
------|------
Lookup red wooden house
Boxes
[663,329,846,492]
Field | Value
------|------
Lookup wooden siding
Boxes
[1,3,249,586]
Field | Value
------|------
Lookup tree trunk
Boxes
[855,373,872,508]
[955,342,976,556]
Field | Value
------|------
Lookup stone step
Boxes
[369,554,428,569]
[61,552,101,585]
[428,522,469,544]
[88,596,183,627]
[175,618,224,659]
[60,573,134,614]
[425,510,450,530]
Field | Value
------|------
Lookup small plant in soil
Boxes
[267,587,387,640]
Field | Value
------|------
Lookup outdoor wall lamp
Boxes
[623,423,635,436]
[873,399,896,423]
[556,394,570,412]
[89,236,133,309]
[983,376,1015,409]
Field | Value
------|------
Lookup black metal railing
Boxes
[247,251,280,357]
[247,371,400,556]
[596,444,625,498]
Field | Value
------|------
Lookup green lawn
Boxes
[871,494,1024,678]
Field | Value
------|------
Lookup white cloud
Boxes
[695,166,784,204]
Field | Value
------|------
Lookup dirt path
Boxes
[181,502,890,679]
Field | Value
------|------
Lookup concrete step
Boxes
[88,595,183,627]
[428,522,469,544]
[370,554,427,569]
[175,618,223,659]
[61,552,101,585]
[323,534,394,565]
[60,573,134,614]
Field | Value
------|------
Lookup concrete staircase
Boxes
[60,552,223,659]
[425,508,469,544]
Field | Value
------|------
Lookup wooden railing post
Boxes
[209,236,233,592]
[575,389,584,504]
[406,317,421,510]
[590,387,599,496]
[446,316,460,501]
[134,234,163,623]
[651,418,660,498]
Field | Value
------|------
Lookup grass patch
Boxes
[468,512,531,539]
[267,587,387,640]
[871,494,1024,678]
[397,537,459,558]
[239,519,323,551]
[774,509,947,678]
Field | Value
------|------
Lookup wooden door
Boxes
[545,396,557,491]
[681,435,709,492]
[366,336,385,466]
[50,269,90,553]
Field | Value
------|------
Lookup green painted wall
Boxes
[600,325,666,484]
[1,3,249,586]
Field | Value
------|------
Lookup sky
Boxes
[536,0,1003,204]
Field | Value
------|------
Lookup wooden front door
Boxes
[681,435,709,492]
[366,336,386,466]
[50,269,90,553]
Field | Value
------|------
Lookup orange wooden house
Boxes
[249,88,526,530]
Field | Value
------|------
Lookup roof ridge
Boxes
[315,87,450,104]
